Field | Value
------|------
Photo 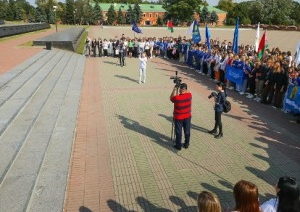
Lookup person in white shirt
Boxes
[261,176,299,212]
[138,52,148,84]
[102,39,109,57]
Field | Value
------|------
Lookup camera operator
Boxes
[208,82,226,139]
[170,83,192,150]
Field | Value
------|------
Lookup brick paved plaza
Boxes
[0,26,299,212]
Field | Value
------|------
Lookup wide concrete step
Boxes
[0,50,85,212]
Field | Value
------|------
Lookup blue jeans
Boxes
[174,117,191,148]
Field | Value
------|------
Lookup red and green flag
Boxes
[167,20,174,33]
[257,30,268,59]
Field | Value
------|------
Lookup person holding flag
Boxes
[205,24,211,51]
[167,20,174,33]
[232,17,239,54]
[132,21,142,35]
[192,20,201,44]
[257,30,268,60]
[254,22,260,52]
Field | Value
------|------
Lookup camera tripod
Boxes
[170,86,179,142]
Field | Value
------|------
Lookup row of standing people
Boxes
[188,45,299,113]
[197,176,299,212]
[83,35,159,58]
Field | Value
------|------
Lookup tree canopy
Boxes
[0,0,299,26]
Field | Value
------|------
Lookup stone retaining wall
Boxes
[240,24,300,31]
[0,23,50,38]
[33,27,85,52]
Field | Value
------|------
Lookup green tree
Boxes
[200,5,209,23]
[163,0,205,23]
[15,4,24,20]
[126,4,134,24]
[107,4,116,25]
[156,15,163,26]
[248,1,263,24]
[233,2,249,25]
[65,0,74,24]
[84,2,95,25]
[74,0,85,25]
[116,7,125,24]
[216,0,234,13]
[7,0,16,21]
[35,6,47,22]
[93,1,103,24]
[290,2,300,25]
[0,0,8,20]
[261,0,293,25]
[133,3,142,23]
[216,0,235,25]
[210,11,218,25]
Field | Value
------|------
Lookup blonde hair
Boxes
[197,191,221,212]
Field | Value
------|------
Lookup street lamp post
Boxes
[53,6,57,32]
[73,9,77,25]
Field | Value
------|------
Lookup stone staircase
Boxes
[0,50,85,212]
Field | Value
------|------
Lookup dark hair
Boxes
[277,176,300,212]
[216,82,227,96]
[180,83,187,90]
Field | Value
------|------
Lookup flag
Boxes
[132,21,142,34]
[254,22,260,52]
[295,41,300,67]
[232,17,239,54]
[186,21,194,35]
[257,30,268,59]
[192,20,201,44]
[205,24,211,51]
[167,20,174,33]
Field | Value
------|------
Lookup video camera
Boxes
[208,92,217,99]
[170,71,182,87]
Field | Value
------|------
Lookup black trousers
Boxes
[214,111,223,133]
[174,117,191,148]
[119,52,125,66]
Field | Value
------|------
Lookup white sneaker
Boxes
[239,92,244,95]
[228,86,234,90]
[246,94,253,99]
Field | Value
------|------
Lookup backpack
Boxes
[223,100,231,113]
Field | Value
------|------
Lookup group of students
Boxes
[83,34,157,59]
[83,34,300,116]
[188,44,299,111]
[197,176,299,212]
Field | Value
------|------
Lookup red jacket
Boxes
[171,92,192,120]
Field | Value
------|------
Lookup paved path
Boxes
[0,26,299,212]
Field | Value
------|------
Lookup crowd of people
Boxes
[197,176,299,212]
[82,34,300,211]
[83,34,300,122]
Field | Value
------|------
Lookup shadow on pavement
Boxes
[117,114,174,151]
[79,206,92,212]
[115,74,138,83]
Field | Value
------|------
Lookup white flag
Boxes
[186,21,194,35]
[295,41,300,67]
[255,22,260,52]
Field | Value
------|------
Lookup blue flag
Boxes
[205,24,211,51]
[232,17,239,54]
[132,21,142,34]
[192,20,201,44]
